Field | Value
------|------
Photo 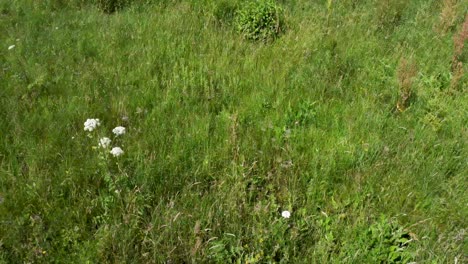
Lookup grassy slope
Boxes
[0,0,467,262]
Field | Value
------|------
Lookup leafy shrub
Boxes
[235,0,285,41]
[363,216,414,263]
[339,215,416,262]
[96,0,127,13]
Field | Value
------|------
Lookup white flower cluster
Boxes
[84,118,100,132]
[110,147,124,157]
[112,126,126,136]
[281,210,291,219]
[99,137,111,148]
[84,118,126,157]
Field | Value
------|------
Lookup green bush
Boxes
[235,0,285,41]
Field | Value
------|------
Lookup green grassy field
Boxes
[1,0,467,262]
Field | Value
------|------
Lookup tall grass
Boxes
[1,0,467,262]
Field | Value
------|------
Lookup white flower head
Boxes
[84,118,100,132]
[110,147,124,157]
[281,210,291,219]
[98,137,111,148]
[112,126,126,136]
[8,45,15,50]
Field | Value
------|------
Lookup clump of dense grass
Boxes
[0,0,467,263]
[396,58,418,112]
[450,15,468,91]
[96,0,128,13]
[234,0,285,41]
[213,0,239,25]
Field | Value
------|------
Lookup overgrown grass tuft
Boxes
[235,0,285,41]
[0,0,467,262]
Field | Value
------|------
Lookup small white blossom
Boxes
[84,118,100,132]
[110,147,124,157]
[8,45,15,50]
[112,126,126,136]
[99,137,111,148]
[281,210,291,219]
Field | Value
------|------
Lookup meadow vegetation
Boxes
[0,0,467,262]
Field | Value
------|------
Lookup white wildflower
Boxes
[281,210,291,219]
[110,147,124,157]
[84,118,100,132]
[112,126,126,136]
[98,137,111,148]
[8,45,15,50]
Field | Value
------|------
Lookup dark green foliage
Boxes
[96,0,128,13]
[374,0,408,31]
[235,0,285,41]
[213,0,239,25]
[286,100,316,128]
[1,0,467,262]
[363,216,414,263]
